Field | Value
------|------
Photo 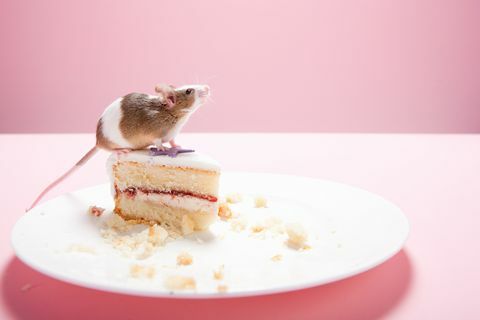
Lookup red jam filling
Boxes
[117,186,217,202]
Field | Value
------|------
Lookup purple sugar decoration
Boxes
[149,147,195,157]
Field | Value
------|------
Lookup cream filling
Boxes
[131,191,218,212]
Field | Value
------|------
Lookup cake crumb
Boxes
[271,254,283,262]
[130,264,156,279]
[254,196,267,208]
[251,225,265,233]
[164,275,196,291]
[213,265,225,280]
[285,223,309,249]
[88,205,105,217]
[177,252,193,266]
[101,216,169,259]
[67,244,96,254]
[230,216,247,232]
[226,193,243,204]
[148,224,169,246]
[181,215,195,235]
[217,284,228,293]
[250,216,284,236]
[218,202,233,220]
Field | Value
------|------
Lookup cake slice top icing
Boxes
[107,150,221,172]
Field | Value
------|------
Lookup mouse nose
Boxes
[198,85,210,98]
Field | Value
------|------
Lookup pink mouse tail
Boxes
[26,146,99,212]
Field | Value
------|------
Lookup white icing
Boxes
[134,192,217,212]
[100,97,133,148]
[106,150,221,172]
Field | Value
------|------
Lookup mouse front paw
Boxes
[153,140,166,151]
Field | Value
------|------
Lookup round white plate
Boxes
[12,172,409,298]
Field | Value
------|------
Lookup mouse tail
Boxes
[26,146,99,212]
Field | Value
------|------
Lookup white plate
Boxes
[12,172,409,298]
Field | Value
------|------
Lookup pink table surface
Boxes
[1,133,479,320]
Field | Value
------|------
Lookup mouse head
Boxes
[170,84,210,113]
[155,83,210,112]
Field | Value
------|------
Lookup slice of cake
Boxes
[107,150,220,236]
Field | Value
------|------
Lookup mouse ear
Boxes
[165,93,176,108]
[155,84,176,109]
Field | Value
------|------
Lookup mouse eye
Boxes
[186,88,194,95]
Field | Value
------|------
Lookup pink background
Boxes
[1,0,480,133]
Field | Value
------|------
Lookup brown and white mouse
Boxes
[27,84,211,210]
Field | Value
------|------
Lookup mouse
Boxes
[27,83,211,211]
